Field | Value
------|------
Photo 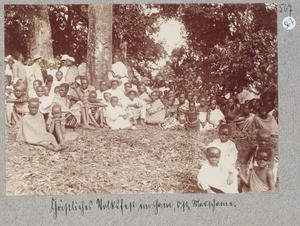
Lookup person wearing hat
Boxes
[65,56,79,84]
[106,78,126,106]
[31,54,44,84]
[123,89,147,125]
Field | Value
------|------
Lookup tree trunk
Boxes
[86,4,112,86]
[29,5,53,60]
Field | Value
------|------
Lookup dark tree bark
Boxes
[29,5,53,59]
[86,4,112,86]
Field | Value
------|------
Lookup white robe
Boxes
[105,105,132,130]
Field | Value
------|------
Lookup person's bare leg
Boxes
[54,122,64,144]
[81,108,96,129]
[89,113,100,127]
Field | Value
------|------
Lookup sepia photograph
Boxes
[4,3,278,195]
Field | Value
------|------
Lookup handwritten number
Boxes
[279,4,292,16]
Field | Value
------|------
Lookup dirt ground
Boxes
[5,124,278,196]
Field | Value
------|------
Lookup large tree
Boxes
[86,4,112,85]
[29,5,53,59]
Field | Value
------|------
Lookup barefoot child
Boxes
[197,147,238,193]
[48,104,66,144]
[238,147,275,192]
[197,96,209,131]
[207,124,238,170]
[184,101,200,132]
[124,89,146,125]
[17,98,66,151]
[86,91,107,127]
[6,85,28,125]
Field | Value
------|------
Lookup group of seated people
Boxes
[5,53,279,193]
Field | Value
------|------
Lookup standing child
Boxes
[197,96,209,131]
[6,85,28,125]
[207,124,238,170]
[197,147,238,193]
[17,98,66,151]
[238,147,275,193]
[184,101,200,132]
[177,93,189,126]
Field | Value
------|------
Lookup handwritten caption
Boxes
[50,197,237,219]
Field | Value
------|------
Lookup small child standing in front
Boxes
[48,104,66,145]
[207,124,238,170]
[238,147,275,193]
[6,85,28,125]
[184,101,200,132]
[197,147,238,193]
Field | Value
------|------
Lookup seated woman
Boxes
[224,97,240,123]
[144,91,166,125]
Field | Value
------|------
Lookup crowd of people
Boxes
[5,52,279,193]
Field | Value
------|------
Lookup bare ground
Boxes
[5,124,277,196]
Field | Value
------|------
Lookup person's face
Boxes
[43,87,49,96]
[243,105,250,114]
[210,100,217,110]
[33,81,40,90]
[55,61,61,68]
[52,107,62,118]
[187,92,193,101]
[54,87,60,94]
[200,98,206,107]
[178,94,186,104]
[8,60,14,67]
[169,91,175,98]
[138,85,146,93]
[257,133,271,148]
[228,98,234,107]
[88,93,97,103]
[36,86,44,97]
[207,149,220,166]
[100,82,107,92]
[113,55,120,63]
[56,72,63,81]
[193,95,198,102]
[124,83,132,92]
[14,87,23,98]
[59,87,68,97]
[81,79,89,90]
[111,97,118,107]
[256,152,269,168]
[128,92,136,101]
[28,102,39,115]
[259,109,268,119]
[219,128,230,143]
[150,93,159,101]
[66,59,72,67]
[49,63,55,70]
[111,81,118,90]
[104,93,111,102]
[255,102,261,110]
[189,102,195,111]
[168,98,175,106]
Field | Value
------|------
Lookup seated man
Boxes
[124,89,146,125]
